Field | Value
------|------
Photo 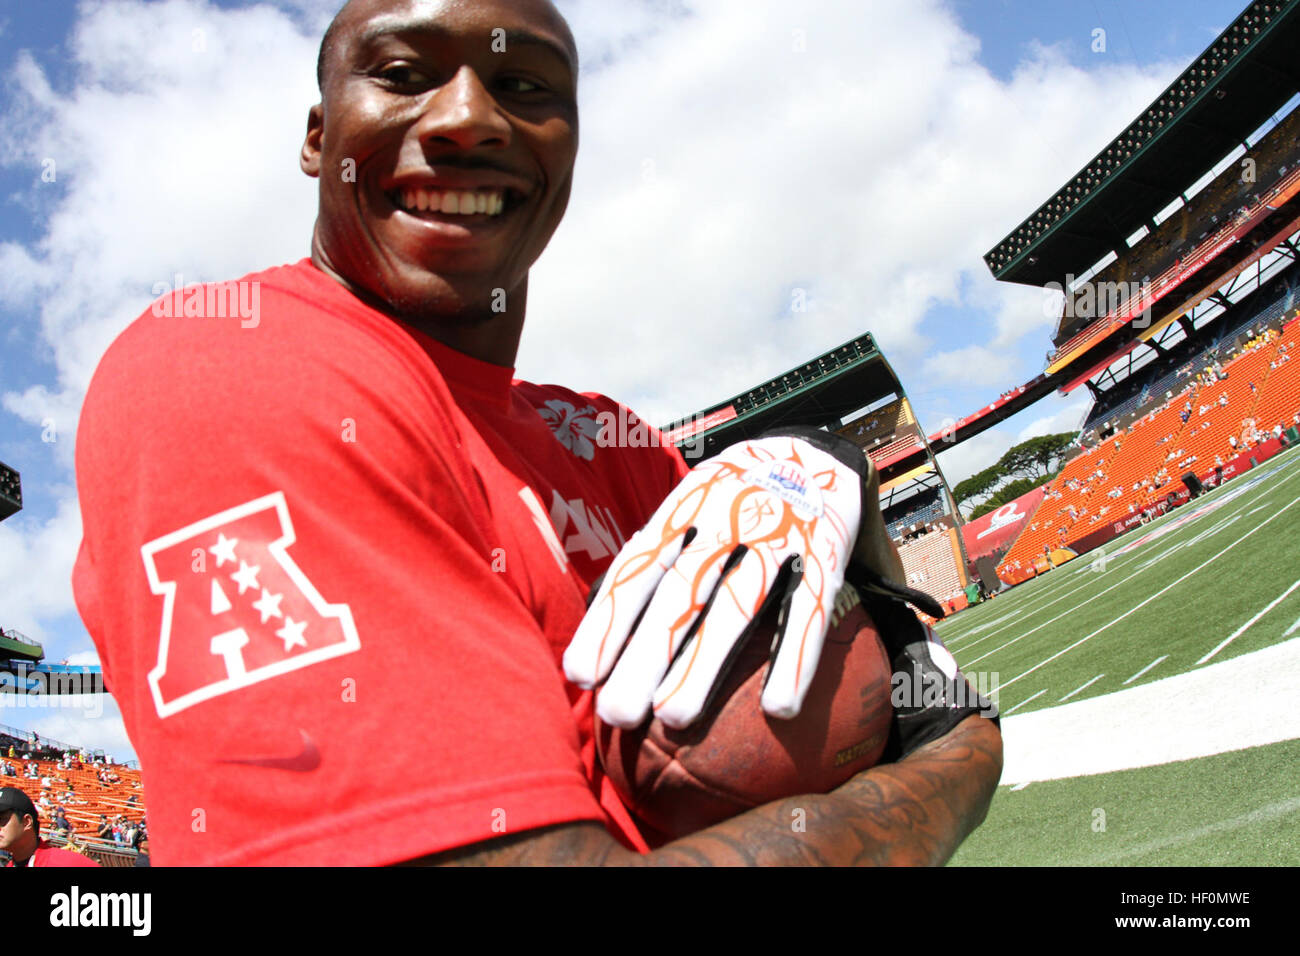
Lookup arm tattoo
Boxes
[408,715,1002,867]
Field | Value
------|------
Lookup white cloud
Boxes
[0,493,83,641]
[935,427,1010,487]
[518,0,1183,420]
[1016,399,1091,441]
[920,345,1019,388]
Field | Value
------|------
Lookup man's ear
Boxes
[301,103,324,178]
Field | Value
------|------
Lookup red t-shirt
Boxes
[73,260,688,865]
[6,842,101,867]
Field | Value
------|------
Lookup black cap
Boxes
[0,786,38,826]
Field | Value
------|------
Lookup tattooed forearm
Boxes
[647,714,1003,867]
[411,715,1002,867]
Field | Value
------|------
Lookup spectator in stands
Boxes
[0,787,98,868]
[96,815,112,841]
[134,836,151,868]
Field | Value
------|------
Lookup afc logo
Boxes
[141,492,360,718]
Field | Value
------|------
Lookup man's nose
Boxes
[414,66,511,151]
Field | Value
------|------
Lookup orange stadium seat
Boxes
[996,322,1300,583]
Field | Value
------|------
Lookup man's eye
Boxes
[499,76,544,94]
[376,64,428,87]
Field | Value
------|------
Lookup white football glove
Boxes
[563,428,870,729]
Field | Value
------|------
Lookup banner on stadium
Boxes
[961,485,1047,564]
[1063,437,1287,558]
[661,405,737,444]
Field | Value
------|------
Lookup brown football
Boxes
[596,582,894,843]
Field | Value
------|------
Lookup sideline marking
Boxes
[1196,576,1300,665]
[1123,655,1168,685]
[1060,673,1105,701]
[1000,636,1300,785]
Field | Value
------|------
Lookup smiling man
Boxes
[72,0,1000,866]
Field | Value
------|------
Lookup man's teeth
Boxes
[399,188,505,216]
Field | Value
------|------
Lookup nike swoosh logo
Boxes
[218,730,321,772]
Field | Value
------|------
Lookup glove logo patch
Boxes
[742,462,824,517]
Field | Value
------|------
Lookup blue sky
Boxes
[0,0,1262,759]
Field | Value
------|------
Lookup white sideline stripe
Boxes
[1078,795,1300,865]
[1286,614,1300,638]
[1010,782,1031,791]
[1123,655,1168,685]
[997,491,1300,691]
[1001,689,1045,715]
[1059,673,1105,701]
[1000,636,1300,785]
[1196,577,1300,665]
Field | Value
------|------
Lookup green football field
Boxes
[941,443,1300,866]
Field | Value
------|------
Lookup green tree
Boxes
[968,477,1042,519]
[996,432,1077,481]
[956,432,1078,517]
[952,466,999,507]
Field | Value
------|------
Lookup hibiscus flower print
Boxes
[537,399,601,461]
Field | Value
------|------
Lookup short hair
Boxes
[316,14,342,93]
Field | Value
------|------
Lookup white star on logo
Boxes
[274,617,308,652]
[208,533,238,568]
[251,588,284,624]
[230,561,261,595]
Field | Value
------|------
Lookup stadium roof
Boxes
[984,0,1300,287]
[660,333,904,462]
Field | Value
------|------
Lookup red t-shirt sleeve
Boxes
[74,276,604,865]
[32,846,101,867]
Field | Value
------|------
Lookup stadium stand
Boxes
[996,303,1300,581]
[0,724,147,866]
[1083,269,1299,435]
[837,397,915,448]
[884,490,946,541]
[897,528,969,609]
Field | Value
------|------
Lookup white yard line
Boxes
[1123,655,1168,685]
[1077,796,1300,865]
[997,491,1300,691]
[1059,673,1105,702]
[1196,577,1300,665]
[1000,636,1300,785]
[952,454,1300,656]
[1001,689,1045,715]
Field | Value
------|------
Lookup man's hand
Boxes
[564,428,869,729]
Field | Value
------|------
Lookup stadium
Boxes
[664,0,1300,865]
[1,0,1298,873]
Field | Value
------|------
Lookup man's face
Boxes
[303,0,579,322]
[0,809,32,854]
